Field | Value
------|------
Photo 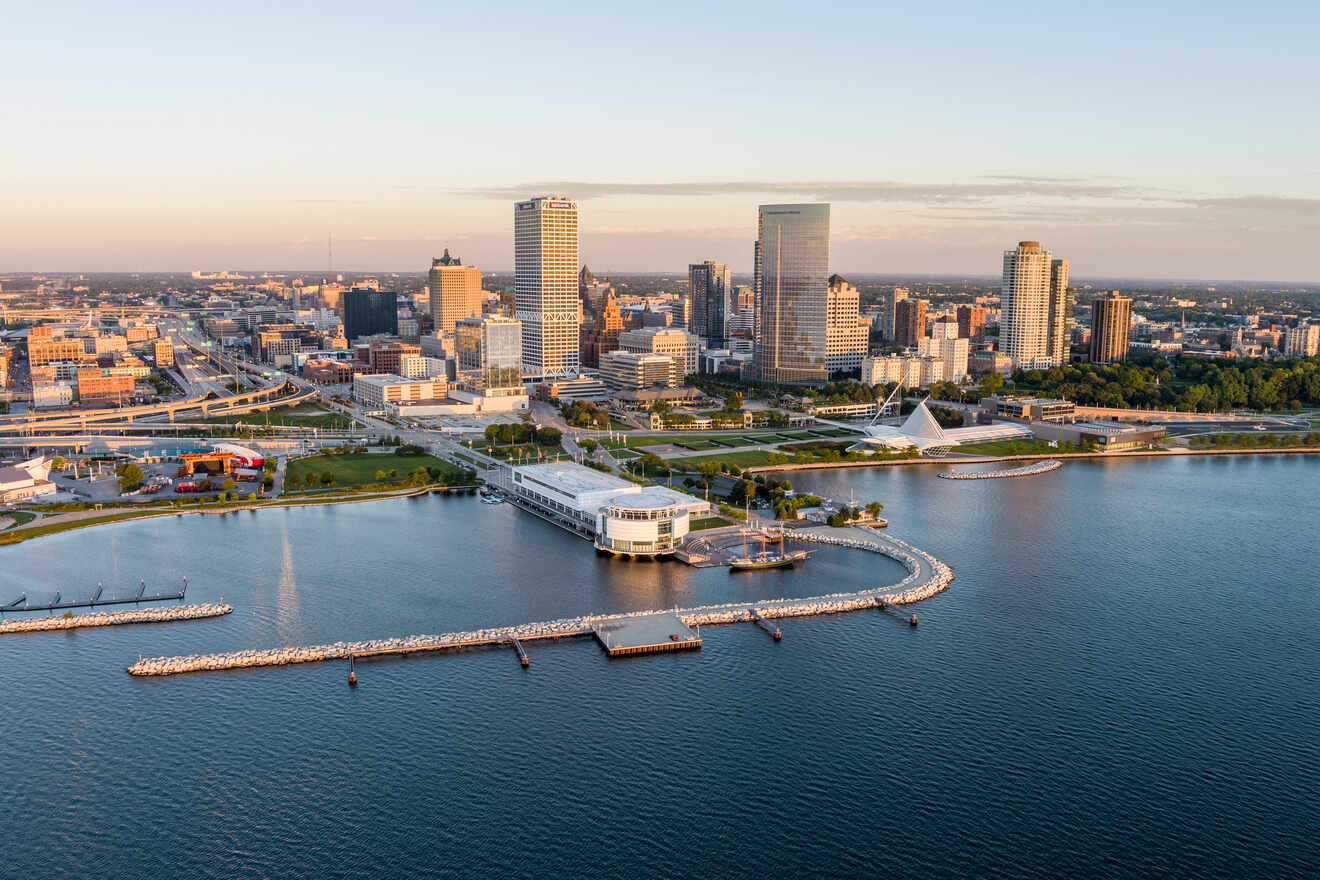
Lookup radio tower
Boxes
[327,232,334,281]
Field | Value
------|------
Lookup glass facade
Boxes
[688,261,731,347]
[756,204,830,384]
[343,289,398,342]
[456,315,523,393]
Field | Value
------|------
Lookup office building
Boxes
[756,203,830,384]
[1001,241,1070,369]
[456,314,523,394]
[894,298,928,348]
[688,261,732,347]
[826,274,868,375]
[1284,323,1320,357]
[600,351,679,390]
[616,327,699,378]
[956,305,987,342]
[878,287,909,341]
[515,195,580,378]
[427,250,485,335]
[1089,291,1133,364]
[352,374,447,407]
[76,368,136,406]
[343,289,398,341]
[152,337,175,368]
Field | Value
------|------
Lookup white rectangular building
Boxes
[352,373,447,407]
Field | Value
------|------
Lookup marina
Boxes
[126,525,951,676]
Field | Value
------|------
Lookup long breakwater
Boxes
[938,459,1062,480]
[127,527,951,677]
[1,603,232,635]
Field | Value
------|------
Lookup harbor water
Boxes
[1,454,1317,878]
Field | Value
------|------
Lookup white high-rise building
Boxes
[826,274,869,375]
[1284,324,1320,357]
[1001,240,1071,369]
[515,196,580,378]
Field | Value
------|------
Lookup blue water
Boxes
[2,456,1317,878]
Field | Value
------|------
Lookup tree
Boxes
[580,438,599,454]
[285,472,302,491]
[320,471,337,487]
[375,470,388,482]
[865,501,883,519]
[221,477,237,491]
[117,463,144,493]
[536,426,562,446]
[51,457,67,471]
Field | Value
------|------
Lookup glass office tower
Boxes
[755,203,830,384]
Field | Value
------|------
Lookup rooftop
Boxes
[513,461,633,497]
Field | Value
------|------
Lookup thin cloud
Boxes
[448,179,1156,203]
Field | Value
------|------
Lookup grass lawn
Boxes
[609,448,641,460]
[667,450,778,471]
[199,403,359,430]
[5,510,38,527]
[689,516,731,531]
[608,418,635,431]
[674,438,722,451]
[287,452,469,489]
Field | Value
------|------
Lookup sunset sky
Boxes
[4,0,1317,280]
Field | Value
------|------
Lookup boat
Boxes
[729,527,810,571]
[480,493,504,505]
[730,549,810,571]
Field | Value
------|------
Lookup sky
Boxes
[3,0,1318,281]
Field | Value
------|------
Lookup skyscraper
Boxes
[826,274,868,375]
[755,203,830,384]
[894,298,928,348]
[343,288,398,341]
[515,196,580,378]
[428,249,484,336]
[688,261,732,347]
[879,287,909,341]
[1089,291,1133,364]
[1001,241,1070,369]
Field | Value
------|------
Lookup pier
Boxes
[127,526,953,677]
[1,603,232,635]
[1,578,189,615]
[512,637,530,667]
[751,609,782,640]
[591,612,702,656]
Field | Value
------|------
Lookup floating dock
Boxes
[2,579,188,614]
[591,612,701,657]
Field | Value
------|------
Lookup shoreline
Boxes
[0,484,478,547]
[747,444,1320,474]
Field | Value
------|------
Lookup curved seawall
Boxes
[127,527,951,677]
[938,459,1062,480]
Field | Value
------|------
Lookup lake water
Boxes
[2,455,1317,878]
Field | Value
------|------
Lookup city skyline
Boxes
[3,2,1318,281]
